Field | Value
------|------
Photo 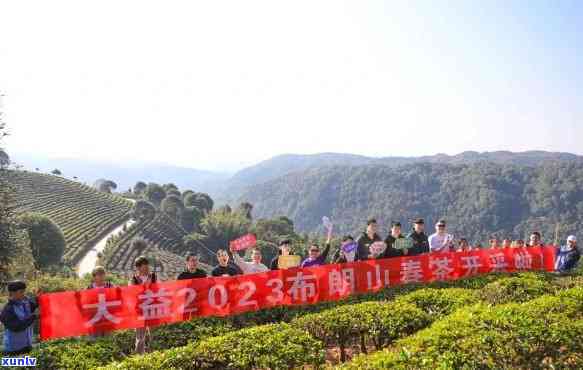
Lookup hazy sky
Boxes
[1,1,582,171]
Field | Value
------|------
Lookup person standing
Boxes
[380,221,408,258]
[528,232,543,247]
[211,249,241,277]
[301,224,332,268]
[489,239,500,249]
[130,255,157,354]
[270,239,296,270]
[86,266,115,339]
[457,238,470,252]
[407,218,430,255]
[355,218,382,261]
[0,281,39,356]
[177,254,208,280]
[332,235,357,263]
[231,247,269,274]
[555,235,580,273]
[428,220,454,253]
[87,266,114,289]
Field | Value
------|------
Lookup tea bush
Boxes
[101,323,324,370]
[342,287,583,369]
[292,301,430,362]
[478,274,553,305]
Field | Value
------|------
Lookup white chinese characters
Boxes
[83,293,122,327]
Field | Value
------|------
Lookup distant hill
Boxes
[220,151,583,202]
[10,155,230,197]
[238,161,583,244]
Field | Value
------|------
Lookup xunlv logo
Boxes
[1,356,37,367]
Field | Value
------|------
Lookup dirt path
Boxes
[76,217,136,277]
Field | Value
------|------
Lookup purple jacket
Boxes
[301,243,331,268]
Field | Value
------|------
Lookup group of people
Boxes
[1,218,580,357]
[190,218,581,279]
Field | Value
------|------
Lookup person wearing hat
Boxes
[555,235,580,273]
[407,218,430,256]
[428,219,454,253]
[380,221,409,258]
[355,218,382,261]
[0,281,39,355]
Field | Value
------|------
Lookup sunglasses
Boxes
[437,225,445,228]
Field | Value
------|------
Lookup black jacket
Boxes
[0,298,38,332]
[211,264,241,277]
[355,232,382,261]
[380,234,408,258]
[407,231,430,256]
[131,272,157,285]
[332,247,347,264]
[269,257,279,270]
[177,269,208,280]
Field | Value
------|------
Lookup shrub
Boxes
[479,275,552,305]
[101,323,324,370]
[292,301,430,362]
[32,317,232,370]
[32,335,133,370]
[394,287,479,316]
[358,301,432,350]
[342,289,583,369]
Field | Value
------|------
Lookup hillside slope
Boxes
[239,161,583,243]
[9,170,133,264]
[102,212,214,277]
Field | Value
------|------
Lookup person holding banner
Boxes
[429,220,454,253]
[489,238,500,249]
[555,235,580,273]
[177,254,207,280]
[407,218,430,256]
[457,238,470,252]
[0,281,39,356]
[129,255,157,354]
[231,247,269,274]
[380,221,410,258]
[355,218,382,261]
[528,231,543,247]
[87,266,114,289]
[211,249,242,277]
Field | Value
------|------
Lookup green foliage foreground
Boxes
[26,269,583,369]
[341,287,583,369]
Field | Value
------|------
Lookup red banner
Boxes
[39,246,556,340]
[229,234,257,251]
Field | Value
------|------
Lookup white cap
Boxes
[567,235,577,242]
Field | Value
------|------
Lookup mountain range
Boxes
[11,150,583,242]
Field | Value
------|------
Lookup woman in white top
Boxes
[230,247,269,274]
[428,220,454,253]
